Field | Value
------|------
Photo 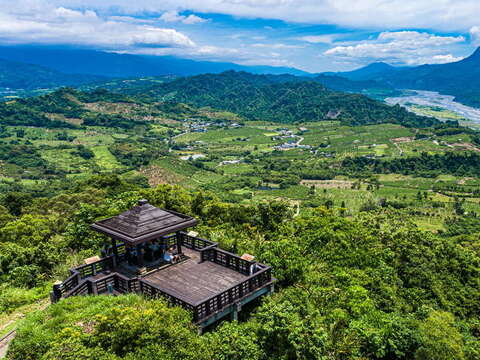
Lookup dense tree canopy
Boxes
[2,180,478,360]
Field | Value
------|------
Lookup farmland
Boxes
[2,116,480,233]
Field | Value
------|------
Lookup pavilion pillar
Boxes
[231,309,238,321]
[176,231,183,255]
[111,238,118,269]
[136,244,144,267]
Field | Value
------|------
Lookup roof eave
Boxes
[90,218,198,246]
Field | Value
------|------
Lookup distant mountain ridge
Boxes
[326,62,404,81]
[0,58,105,90]
[333,47,480,107]
[0,46,310,78]
[0,46,396,101]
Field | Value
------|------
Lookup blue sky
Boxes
[1,0,479,72]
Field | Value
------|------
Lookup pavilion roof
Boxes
[91,199,197,245]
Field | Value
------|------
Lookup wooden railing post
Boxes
[52,281,62,303]
[176,232,183,255]
[111,239,118,268]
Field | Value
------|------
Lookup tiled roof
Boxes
[91,199,197,244]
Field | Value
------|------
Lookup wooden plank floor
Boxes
[142,248,247,304]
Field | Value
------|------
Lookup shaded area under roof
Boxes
[91,199,197,245]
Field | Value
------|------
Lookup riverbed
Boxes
[385,90,480,123]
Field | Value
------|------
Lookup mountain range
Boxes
[0,46,393,99]
[0,45,478,109]
[0,71,437,129]
[331,47,480,107]
[0,58,105,90]
[0,46,309,78]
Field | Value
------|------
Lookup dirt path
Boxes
[295,136,304,146]
[391,141,404,156]
[0,330,16,358]
[0,299,49,359]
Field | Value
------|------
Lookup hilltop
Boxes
[324,62,403,81]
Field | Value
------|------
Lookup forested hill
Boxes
[0,72,437,128]
[0,58,105,90]
[124,71,437,127]
[0,87,203,129]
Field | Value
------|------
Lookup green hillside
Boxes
[125,71,436,127]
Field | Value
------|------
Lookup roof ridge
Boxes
[91,200,197,244]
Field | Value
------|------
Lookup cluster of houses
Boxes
[183,120,243,133]
[272,128,312,151]
[271,128,296,141]
[219,159,242,166]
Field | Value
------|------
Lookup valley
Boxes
[1,57,480,360]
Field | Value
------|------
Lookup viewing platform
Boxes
[51,200,274,330]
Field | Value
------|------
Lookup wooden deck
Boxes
[53,232,274,326]
[142,247,247,304]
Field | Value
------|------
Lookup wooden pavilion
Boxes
[52,200,274,330]
[91,199,198,270]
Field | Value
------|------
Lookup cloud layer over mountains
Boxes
[0,0,479,71]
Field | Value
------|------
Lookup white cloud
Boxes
[0,2,195,49]
[50,0,480,32]
[470,26,480,45]
[159,10,208,24]
[251,43,304,49]
[0,1,296,68]
[431,54,464,64]
[324,31,466,65]
[122,43,295,68]
[296,35,338,44]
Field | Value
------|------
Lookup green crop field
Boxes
[91,145,123,170]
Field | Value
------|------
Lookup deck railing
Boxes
[66,279,90,297]
[193,266,272,322]
[132,266,272,323]
[180,232,217,251]
[138,278,196,312]
[75,257,114,278]
[57,272,140,301]
[201,247,254,275]
[53,253,118,300]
